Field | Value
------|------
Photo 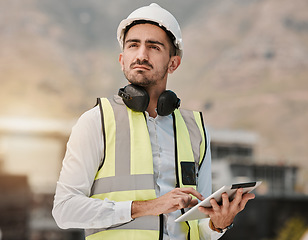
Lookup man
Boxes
[52,3,255,240]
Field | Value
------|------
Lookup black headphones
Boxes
[118,84,181,116]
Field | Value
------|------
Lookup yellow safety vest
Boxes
[85,97,207,240]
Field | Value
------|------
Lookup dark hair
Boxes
[123,20,177,57]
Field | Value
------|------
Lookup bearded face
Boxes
[119,23,174,89]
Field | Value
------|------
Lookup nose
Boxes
[136,45,149,62]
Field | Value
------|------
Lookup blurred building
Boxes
[208,128,308,240]
[210,127,298,196]
[0,118,83,240]
[0,169,31,240]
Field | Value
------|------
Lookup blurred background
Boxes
[0,0,307,239]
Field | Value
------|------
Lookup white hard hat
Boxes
[117,3,183,58]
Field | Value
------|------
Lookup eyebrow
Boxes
[125,39,166,48]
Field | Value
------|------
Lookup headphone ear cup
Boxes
[157,90,181,116]
[119,84,150,112]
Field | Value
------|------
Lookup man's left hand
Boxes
[198,188,255,230]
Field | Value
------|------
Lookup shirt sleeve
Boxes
[197,127,224,240]
[199,218,225,240]
[52,106,133,229]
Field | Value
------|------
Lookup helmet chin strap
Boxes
[118,84,180,116]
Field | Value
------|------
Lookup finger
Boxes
[180,187,205,201]
[239,193,255,211]
[232,188,243,205]
[187,198,199,208]
[210,198,221,212]
[243,193,255,201]
[221,192,230,208]
[198,206,213,215]
[177,194,192,209]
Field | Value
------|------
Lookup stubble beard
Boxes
[123,65,169,88]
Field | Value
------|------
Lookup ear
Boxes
[119,53,124,71]
[168,56,181,74]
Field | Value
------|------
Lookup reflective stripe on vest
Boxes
[90,98,156,201]
[85,97,207,240]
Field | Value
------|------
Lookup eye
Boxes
[125,42,139,49]
[128,43,138,48]
[149,45,160,51]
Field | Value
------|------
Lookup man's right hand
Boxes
[131,187,205,218]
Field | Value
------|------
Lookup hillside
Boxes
[0,0,307,177]
[169,0,308,166]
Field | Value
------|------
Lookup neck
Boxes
[147,101,158,118]
[145,86,165,118]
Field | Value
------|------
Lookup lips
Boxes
[130,60,153,70]
[133,65,151,70]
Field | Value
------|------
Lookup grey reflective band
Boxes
[85,216,159,237]
[109,98,131,176]
[179,109,202,165]
[91,174,155,195]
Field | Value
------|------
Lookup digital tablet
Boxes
[175,181,262,222]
